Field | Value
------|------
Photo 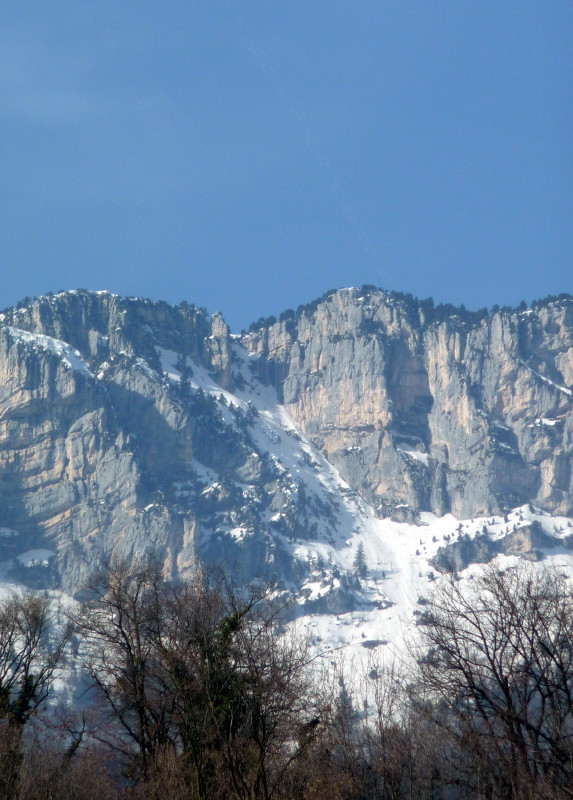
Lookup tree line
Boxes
[1,560,573,799]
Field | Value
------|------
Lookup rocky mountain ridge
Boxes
[0,287,571,627]
[244,287,573,519]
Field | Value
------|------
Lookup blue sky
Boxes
[1,2,571,332]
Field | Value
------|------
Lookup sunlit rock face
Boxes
[0,288,571,597]
[243,289,573,519]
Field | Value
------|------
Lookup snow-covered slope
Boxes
[0,289,572,669]
[117,339,573,663]
[147,338,573,664]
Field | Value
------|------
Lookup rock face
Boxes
[0,293,212,590]
[243,288,573,519]
[0,291,351,592]
[0,287,571,593]
[431,521,559,573]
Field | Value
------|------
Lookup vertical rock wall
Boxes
[242,289,573,518]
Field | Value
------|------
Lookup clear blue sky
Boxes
[1,1,571,332]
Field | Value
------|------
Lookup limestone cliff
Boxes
[0,287,571,594]
[242,288,573,519]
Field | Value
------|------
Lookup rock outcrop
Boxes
[0,287,571,594]
[431,520,559,573]
[242,288,573,518]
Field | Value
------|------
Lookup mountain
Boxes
[0,287,572,653]
[243,288,573,520]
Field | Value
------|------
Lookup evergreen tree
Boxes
[353,542,368,579]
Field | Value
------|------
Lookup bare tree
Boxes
[75,560,321,799]
[73,559,174,779]
[415,563,573,798]
[0,593,67,799]
[147,570,322,800]
[18,731,117,800]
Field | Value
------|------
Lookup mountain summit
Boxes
[0,287,571,651]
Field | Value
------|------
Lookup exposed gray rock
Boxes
[432,521,562,573]
[0,288,571,596]
[242,288,573,518]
